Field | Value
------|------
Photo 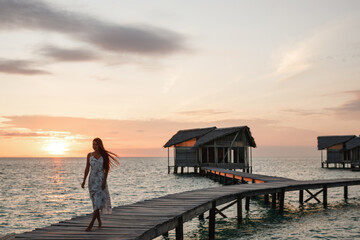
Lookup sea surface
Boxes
[0,157,359,239]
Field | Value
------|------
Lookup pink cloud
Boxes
[1,115,320,157]
[328,90,360,119]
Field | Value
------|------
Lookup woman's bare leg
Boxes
[96,210,102,227]
[85,210,99,231]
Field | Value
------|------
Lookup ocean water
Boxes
[0,157,359,239]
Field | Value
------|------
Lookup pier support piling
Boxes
[175,216,183,240]
[279,190,285,214]
[271,193,276,208]
[323,185,328,208]
[299,190,304,204]
[245,197,250,211]
[344,186,348,200]
[209,201,216,240]
[237,197,243,223]
[264,194,269,204]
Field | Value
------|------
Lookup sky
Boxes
[0,0,359,157]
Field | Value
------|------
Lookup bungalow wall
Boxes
[326,143,344,163]
[175,147,197,167]
[350,147,360,162]
[174,138,198,167]
[197,132,250,168]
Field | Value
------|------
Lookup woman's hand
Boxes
[101,182,106,190]
[81,181,85,189]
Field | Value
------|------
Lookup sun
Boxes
[44,139,68,155]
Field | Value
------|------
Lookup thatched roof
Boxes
[163,127,216,148]
[317,135,356,150]
[164,126,256,148]
[345,137,360,150]
[194,126,256,148]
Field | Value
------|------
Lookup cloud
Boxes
[0,0,185,55]
[0,130,47,137]
[0,59,50,75]
[0,115,325,156]
[275,16,360,82]
[276,45,311,81]
[177,109,230,116]
[281,108,322,117]
[39,45,100,62]
[329,90,360,118]
[1,115,315,147]
[340,90,360,111]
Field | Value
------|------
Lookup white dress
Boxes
[88,153,112,214]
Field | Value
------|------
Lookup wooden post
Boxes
[271,193,276,208]
[250,147,253,173]
[344,186,348,200]
[233,174,236,184]
[176,216,183,240]
[237,197,242,223]
[321,150,323,168]
[174,166,178,174]
[181,167,184,174]
[209,201,216,240]
[299,190,304,204]
[245,197,250,211]
[264,194,269,204]
[167,148,170,174]
[323,185,328,208]
[214,142,218,164]
[279,190,285,214]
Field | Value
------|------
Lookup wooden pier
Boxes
[11,168,360,240]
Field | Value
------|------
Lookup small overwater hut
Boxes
[164,126,256,173]
[345,137,360,170]
[317,135,357,169]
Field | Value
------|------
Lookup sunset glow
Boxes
[44,139,68,155]
[0,0,359,157]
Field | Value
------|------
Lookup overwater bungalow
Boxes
[164,126,256,173]
[317,135,357,169]
[345,137,360,170]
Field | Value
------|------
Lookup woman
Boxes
[81,138,119,231]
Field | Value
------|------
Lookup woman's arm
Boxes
[81,153,90,188]
[102,168,109,190]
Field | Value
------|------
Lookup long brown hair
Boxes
[93,138,119,171]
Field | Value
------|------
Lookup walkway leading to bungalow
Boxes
[12,169,360,240]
